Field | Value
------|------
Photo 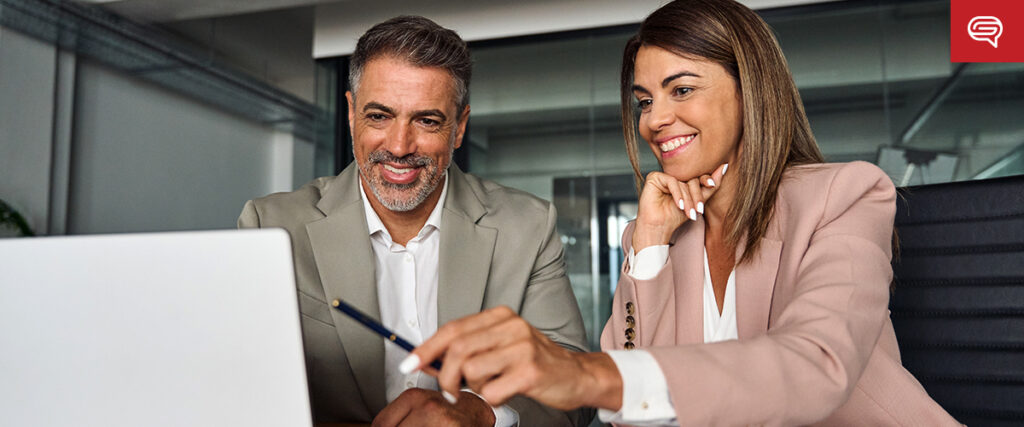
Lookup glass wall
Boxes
[462,0,1024,348]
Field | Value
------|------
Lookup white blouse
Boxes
[599,246,738,426]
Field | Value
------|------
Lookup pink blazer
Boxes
[601,162,960,426]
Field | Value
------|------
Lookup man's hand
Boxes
[405,306,624,412]
[372,388,495,427]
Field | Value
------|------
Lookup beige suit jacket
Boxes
[602,162,960,426]
[239,163,592,425]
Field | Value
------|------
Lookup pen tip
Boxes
[331,299,340,307]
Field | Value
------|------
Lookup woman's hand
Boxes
[632,163,728,251]
[401,306,624,412]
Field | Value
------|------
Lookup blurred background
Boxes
[2,0,1022,349]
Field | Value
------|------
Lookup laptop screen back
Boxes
[0,229,312,427]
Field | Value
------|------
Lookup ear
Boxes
[453,104,470,150]
[345,91,356,138]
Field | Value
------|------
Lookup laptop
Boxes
[0,229,313,427]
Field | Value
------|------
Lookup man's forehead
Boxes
[355,57,460,112]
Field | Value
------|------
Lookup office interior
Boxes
[1,0,1022,421]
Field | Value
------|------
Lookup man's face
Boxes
[347,56,469,212]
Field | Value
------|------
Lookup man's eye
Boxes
[367,113,387,121]
[419,118,441,127]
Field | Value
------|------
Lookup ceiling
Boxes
[76,0,341,22]
[72,0,840,103]
[78,0,836,22]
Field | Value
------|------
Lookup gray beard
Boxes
[357,143,455,212]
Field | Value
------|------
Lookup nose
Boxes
[645,100,675,132]
[383,120,417,158]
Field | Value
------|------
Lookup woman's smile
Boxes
[657,133,697,158]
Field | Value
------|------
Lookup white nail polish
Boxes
[707,178,715,187]
[722,163,729,176]
[697,202,704,214]
[688,209,697,221]
[398,354,420,374]
[442,390,458,404]
[678,200,685,210]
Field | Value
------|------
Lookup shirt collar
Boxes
[358,171,449,243]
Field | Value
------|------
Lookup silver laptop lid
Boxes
[0,229,312,427]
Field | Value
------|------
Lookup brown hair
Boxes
[350,15,472,111]
[620,0,824,263]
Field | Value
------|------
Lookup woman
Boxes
[402,0,960,425]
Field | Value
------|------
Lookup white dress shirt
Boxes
[359,174,518,426]
[598,245,738,426]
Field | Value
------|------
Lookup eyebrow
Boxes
[362,102,448,122]
[413,109,448,122]
[362,102,395,115]
[632,70,702,94]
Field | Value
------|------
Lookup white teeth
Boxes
[659,134,696,152]
[383,164,413,174]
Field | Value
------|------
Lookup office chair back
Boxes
[890,174,1024,427]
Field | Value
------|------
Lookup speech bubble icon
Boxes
[968,16,1003,48]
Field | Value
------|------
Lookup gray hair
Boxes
[349,15,471,111]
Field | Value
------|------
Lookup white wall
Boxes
[68,60,313,233]
[1,25,316,236]
[0,28,57,235]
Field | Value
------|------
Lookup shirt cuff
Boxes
[627,245,670,280]
[462,388,519,427]
[597,350,677,426]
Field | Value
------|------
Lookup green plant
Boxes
[0,198,35,237]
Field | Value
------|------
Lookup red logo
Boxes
[951,0,1024,62]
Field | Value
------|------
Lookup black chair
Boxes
[890,174,1024,427]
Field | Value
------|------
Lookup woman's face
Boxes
[632,45,744,181]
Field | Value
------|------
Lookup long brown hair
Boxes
[620,0,824,263]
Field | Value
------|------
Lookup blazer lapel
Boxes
[734,236,783,339]
[305,165,387,414]
[670,220,705,345]
[438,166,496,326]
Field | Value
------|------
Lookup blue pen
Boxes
[331,298,443,371]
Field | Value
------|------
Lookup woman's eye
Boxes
[673,87,693,96]
[637,99,653,110]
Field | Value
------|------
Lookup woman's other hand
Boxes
[632,163,728,251]
[400,306,624,412]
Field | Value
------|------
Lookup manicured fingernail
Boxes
[722,163,729,176]
[688,209,697,221]
[707,178,715,187]
[678,200,685,210]
[442,390,458,404]
[697,202,704,214]
[398,354,420,374]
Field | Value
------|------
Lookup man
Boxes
[238,16,591,426]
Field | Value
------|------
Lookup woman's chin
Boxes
[662,169,701,182]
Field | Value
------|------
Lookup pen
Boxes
[331,298,442,371]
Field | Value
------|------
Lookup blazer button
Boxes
[625,328,635,341]
[626,315,635,329]
[624,342,635,350]
[626,302,635,315]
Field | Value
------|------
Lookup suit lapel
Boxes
[735,237,783,339]
[305,165,387,414]
[670,220,705,345]
[438,166,496,326]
